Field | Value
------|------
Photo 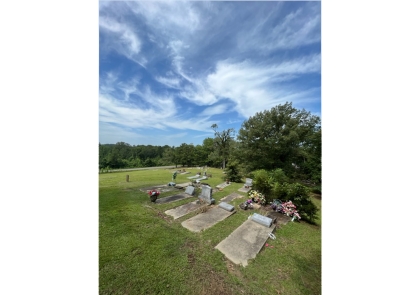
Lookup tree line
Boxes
[99,102,321,184]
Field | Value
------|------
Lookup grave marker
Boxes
[198,185,215,204]
[185,185,195,196]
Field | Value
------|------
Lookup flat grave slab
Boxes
[238,187,251,193]
[154,193,194,204]
[220,192,244,203]
[165,201,205,219]
[175,182,191,189]
[216,182,231,190]
[140,184,178,194]
[181,207,235,233]
[187,175,200,179]
[215,218,275,267]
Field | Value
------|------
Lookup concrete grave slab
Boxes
[215,219,275,267]
[181,206,235,232]
[195,176,208,182]
[154,193,194,204]
[238,187,251,193]
[175,182,191,189]
[187,175,200,179]
[216,182,231,190]
[140,184,178,194]
[220,192,244,203]
[165,201,205,219]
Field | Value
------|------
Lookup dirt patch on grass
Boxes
[156,211,173,223]
[224,258,244,280]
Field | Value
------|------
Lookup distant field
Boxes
[99,167,321,295]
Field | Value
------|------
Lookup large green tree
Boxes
[236,102,321,181]
[211,124,235,169]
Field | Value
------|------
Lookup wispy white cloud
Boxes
[127,1,201,34]
[155,76,181,89]
[205,56,320,117]
[200,103,229,117]
[99,16,147,67]
[237,3,321,52]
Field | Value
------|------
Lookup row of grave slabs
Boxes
[141,181,292,267]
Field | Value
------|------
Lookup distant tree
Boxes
[176,143,195,167]
[161,146,177,166]
[211,124,235,169]
[107,148,123,168]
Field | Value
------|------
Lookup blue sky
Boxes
[99,1,321,147]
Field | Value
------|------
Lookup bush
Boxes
[270,168,289,184]
[224,160,242,183]
[252,169,272,195]
[283,183,318,222]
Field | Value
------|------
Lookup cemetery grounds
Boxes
[99,167,321,295]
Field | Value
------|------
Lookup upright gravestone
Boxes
[185,185,195,196]
[245,178,253,188]
[198,185,215,205]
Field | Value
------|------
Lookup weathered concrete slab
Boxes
[215,219,275,267]
[140,184,178,194]
[220,192,244,203]
[165,201,205,219]
[181,207,235,232]
[238,187,251,193]
[175,182,191,189]
[154,193,194,204]
[187,175,200,179]
[216,182,231,190]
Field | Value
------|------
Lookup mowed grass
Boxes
[99,168,321,295]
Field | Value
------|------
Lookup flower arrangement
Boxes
[248,190,266,205]
[148,189,160,197]
[271,199,301,220]
[148,189,160,202]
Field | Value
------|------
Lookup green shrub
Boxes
[284,183,318,222]
[270,168,289,184]
[224,160,242,183]
[252,169,272,195]
[270,182,289,203]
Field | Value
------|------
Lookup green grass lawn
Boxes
[99,167,321,295]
